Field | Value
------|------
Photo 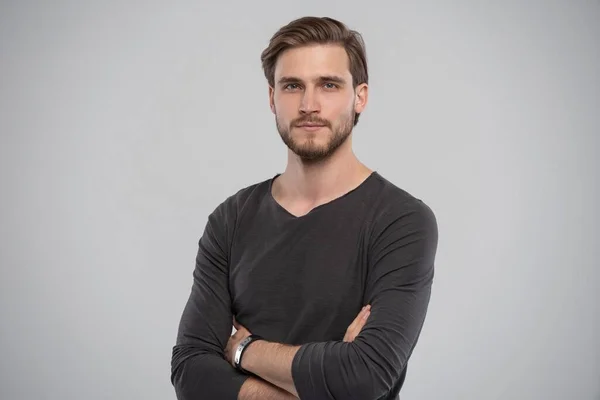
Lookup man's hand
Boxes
[230,305,371,398]
[225,304,371,366]
[225,317,252,367]
[343,305,371,342]
[227,305,370,367]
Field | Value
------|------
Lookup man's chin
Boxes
[278,129,347,161]
[295,152,329,162]
[289,143,333,161]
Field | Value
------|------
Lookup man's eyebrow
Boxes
[277,75,347,85]
[277,76,302,85]
[317,75,346,84]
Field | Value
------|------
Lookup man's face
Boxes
[269,44,367,162]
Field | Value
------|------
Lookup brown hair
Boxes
[260,16,368,126]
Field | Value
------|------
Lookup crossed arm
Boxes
[171,199,438,400]
[238,340,300,398]
[229,307,372,398]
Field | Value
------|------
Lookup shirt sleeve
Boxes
[171,199,250,399]
[291,199,438,400]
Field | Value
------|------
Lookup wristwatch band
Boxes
[234,334,263,373]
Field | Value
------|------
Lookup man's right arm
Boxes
[239,377,298,399]
[171,200,295,399]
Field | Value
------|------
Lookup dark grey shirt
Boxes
[171,171,438,399]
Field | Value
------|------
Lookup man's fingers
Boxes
[344,305,371,342]
[354,305,370,330]
[349,306,369,329]
[344,307,370,341]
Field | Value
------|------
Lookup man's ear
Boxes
[354,83,368,114]
[269,86,275,114]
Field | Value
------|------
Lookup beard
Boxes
[275,107,355,162]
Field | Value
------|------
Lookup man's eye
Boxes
[324,83,338,89]
[285,83,300,90]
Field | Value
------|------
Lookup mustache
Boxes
[292,117,330,127]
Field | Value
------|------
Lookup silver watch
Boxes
[233,334,262,373]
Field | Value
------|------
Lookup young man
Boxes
[171,16,438,400]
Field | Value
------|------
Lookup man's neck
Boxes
[273,141,373,210]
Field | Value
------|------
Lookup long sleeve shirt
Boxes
[171,171,438,399]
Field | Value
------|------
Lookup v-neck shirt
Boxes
[171,171,438,400]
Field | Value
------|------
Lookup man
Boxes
[171,16,438,400]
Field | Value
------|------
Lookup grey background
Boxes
[1,1,599,399]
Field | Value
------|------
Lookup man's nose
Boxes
[299,89,320,114]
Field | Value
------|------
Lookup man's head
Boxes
[261,17,369,162]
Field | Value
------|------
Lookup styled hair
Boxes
[260,16,368,126]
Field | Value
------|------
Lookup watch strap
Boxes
[233,334,263,374]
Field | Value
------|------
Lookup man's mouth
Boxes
[296,124,325,131]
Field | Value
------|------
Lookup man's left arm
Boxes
[229,200,438,400]
[239,340,301,396]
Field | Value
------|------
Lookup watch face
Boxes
[241,336,252,345]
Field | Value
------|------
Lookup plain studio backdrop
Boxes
[1,1,598,399]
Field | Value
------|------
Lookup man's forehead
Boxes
[274,44,351,80]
